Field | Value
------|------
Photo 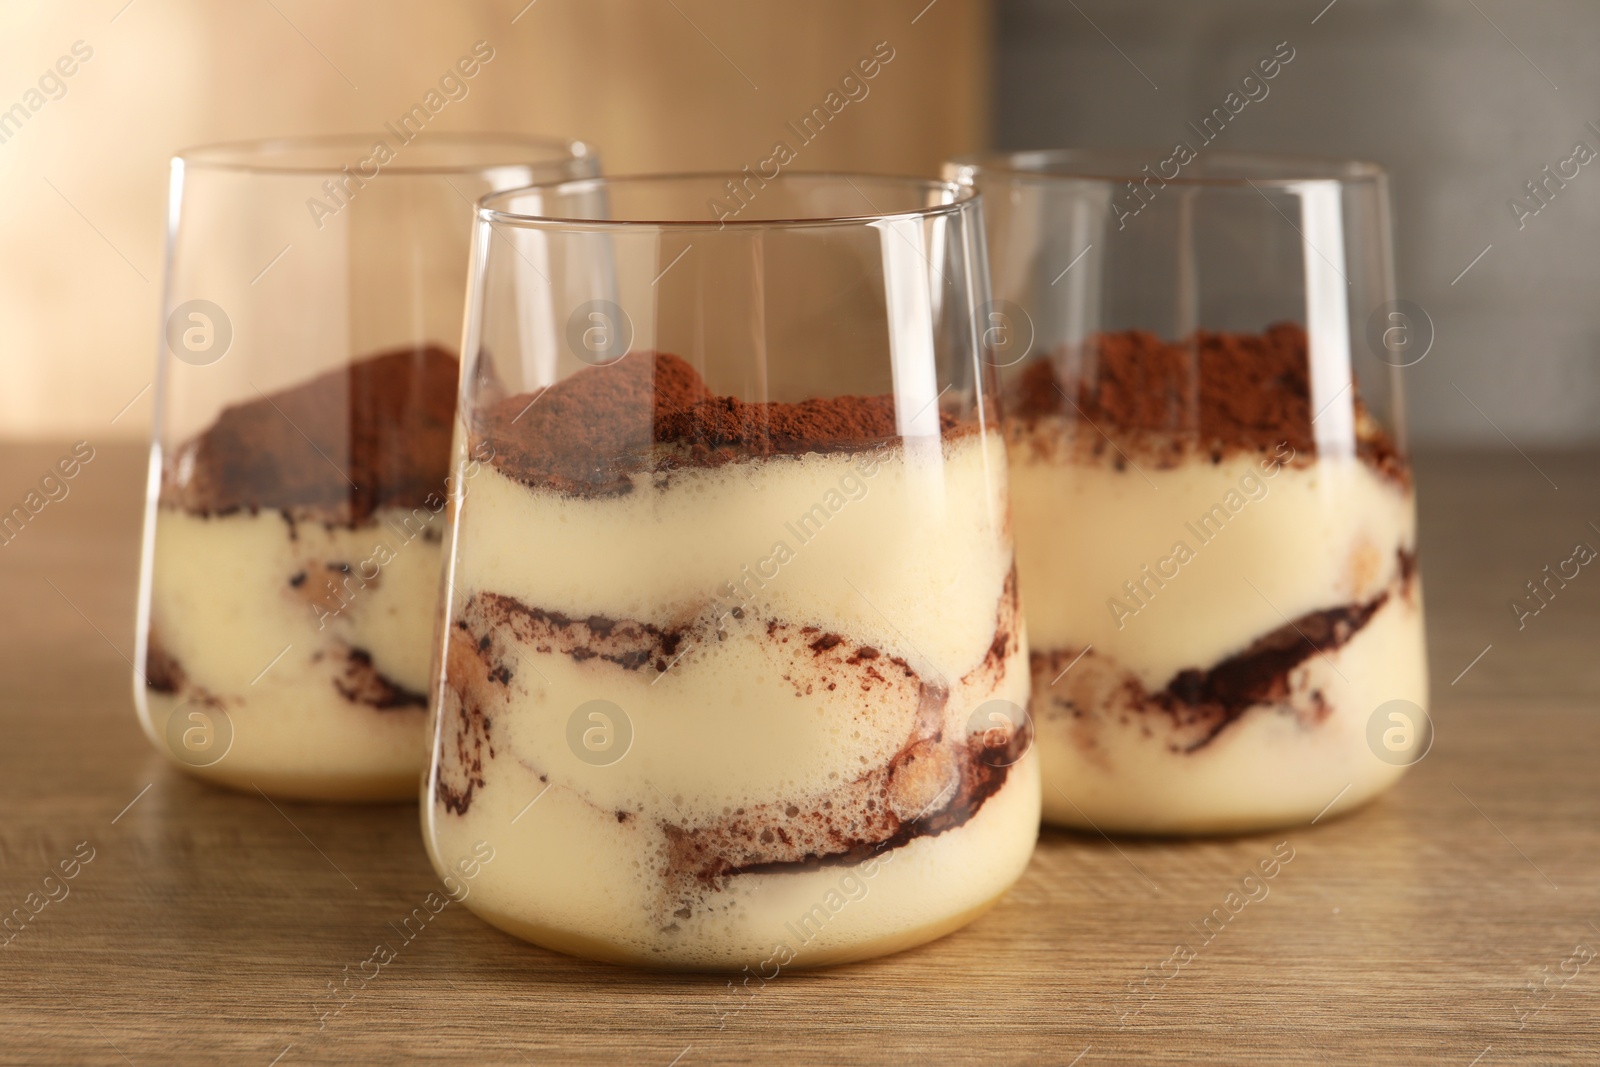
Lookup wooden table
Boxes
[2,443,1596,1065]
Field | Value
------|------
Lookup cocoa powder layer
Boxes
[476,351,967,497]
[162,345,459,524]
[1008,323,1406,483]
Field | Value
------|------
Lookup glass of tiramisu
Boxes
[423,173,1039,969]
[136,134,598,800]
[948,150,1428,835]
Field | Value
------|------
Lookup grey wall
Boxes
[994,0,1600,447]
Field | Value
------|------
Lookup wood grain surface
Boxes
[1,443,1596,1066]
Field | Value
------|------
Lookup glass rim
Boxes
[477,171,977,230]
[174,132,594,175]
[949,148,1386,188]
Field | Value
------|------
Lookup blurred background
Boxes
[0,0,1593,446]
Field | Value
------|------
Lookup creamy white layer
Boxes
[1012,446,1414,682]
[1010,435,1427,834]
[425,433,1040,969]
[136,505,444,800]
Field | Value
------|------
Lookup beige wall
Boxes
[0,0,990,439]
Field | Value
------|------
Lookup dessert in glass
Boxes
[135,134,598,800]
[423,173,1038,969]
[948,150,1428,834]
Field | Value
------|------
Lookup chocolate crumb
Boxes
[809,633,844,654]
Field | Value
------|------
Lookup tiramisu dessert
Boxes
[136,346,464,800]
[423,350,1039,970]
[1008,323,1427,834]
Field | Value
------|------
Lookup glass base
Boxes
[1043,774,1403,837]
[460,892,1007,972]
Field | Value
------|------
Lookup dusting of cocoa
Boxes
[1008,323,1407,485]
[162,345,459,523]
[476,350,969,496]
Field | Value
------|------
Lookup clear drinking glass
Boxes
[135,133,598,801]
[948,150,1429,835]
[423,173,1039,970]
